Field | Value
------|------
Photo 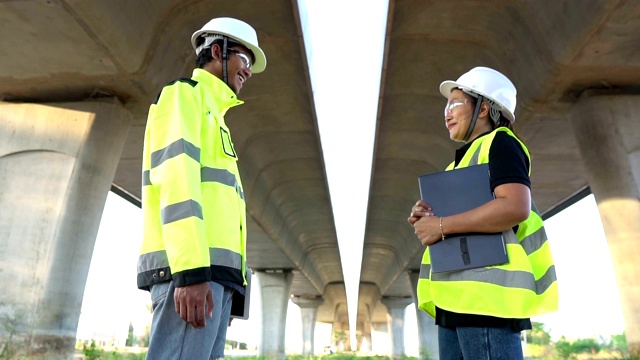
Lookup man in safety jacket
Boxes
[137,17,267,360]
[408,67,558,360]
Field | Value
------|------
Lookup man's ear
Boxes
[210,43,222,62]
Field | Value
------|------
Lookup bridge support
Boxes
[571,94,640,350]
[256,270,293,359]
[381,297,412,359]
[0,100,131,359]
[409,271,439,359]
[291,296,323,356]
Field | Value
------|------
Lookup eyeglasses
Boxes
[228,49,252,69]
[444,99,471,117]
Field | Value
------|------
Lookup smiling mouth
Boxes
[238,74,245,84]
[447,122,456,130]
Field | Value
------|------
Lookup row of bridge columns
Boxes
[1,93,639,358]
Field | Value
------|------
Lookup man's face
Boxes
[222,45,253,94]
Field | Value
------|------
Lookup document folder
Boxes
[418,164,508,273]
[230,268,252,320]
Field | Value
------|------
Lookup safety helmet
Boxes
[191,17,267,73]
[439,67,517,122]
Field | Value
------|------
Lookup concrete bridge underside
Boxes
[1,0,640,358]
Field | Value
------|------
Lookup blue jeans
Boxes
[438,326,524,360]
[147,281,234,360]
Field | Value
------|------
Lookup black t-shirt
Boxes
[435,130,532,332]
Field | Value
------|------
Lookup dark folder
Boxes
[418,164,508,273]
[230,268,252,320]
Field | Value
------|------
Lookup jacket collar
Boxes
[192,68,244,113]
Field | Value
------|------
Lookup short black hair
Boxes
[194,37,243,68]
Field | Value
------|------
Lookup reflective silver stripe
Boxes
[161,199,203,225]
[520,226,548,256]
[201,167,245,200]
[432,268,536,293]
[419,264,431,279]
[151,139,201,169]
[536,265,557,294]
[210,247,242,270]
[138,250,169,273]
[142,170,151,186]
[138,247,243,272]
[469,147,480,166]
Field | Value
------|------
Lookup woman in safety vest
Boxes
[408,67,558,360]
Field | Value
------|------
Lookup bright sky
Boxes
[77,0,626,354]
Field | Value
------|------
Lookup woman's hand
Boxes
[414,215,442,246]
[409,200,441,246]
[407,200,433,225]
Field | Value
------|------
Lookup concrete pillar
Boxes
[256,270,293,359]
[291,296,323,356]
[570,94,640,350]
[0,99,131,359]
[409,271,439,359]
[381,297,412,359]
[331,303,349,352]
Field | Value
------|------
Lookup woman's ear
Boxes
[478,101,491,119]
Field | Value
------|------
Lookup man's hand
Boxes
[174,282,214,328]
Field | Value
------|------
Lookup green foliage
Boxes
[125,322,135,347]
[610,332,629,351]
[526,322,552,346]
[83,341,101,360]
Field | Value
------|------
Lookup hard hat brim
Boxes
[439,80,515,123]
[191,29,267,73]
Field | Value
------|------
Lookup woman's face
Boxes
[444,89,475,142]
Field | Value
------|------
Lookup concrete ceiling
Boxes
[2,0,639,332]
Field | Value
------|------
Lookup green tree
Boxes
[610,332,628,351]
[526,322,551,346]
[126,322,136,347]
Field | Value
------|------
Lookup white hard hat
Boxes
[191,17,267,73]
[439,66,517,122]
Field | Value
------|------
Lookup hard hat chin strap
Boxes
[221,36,229,85]
[463,94,483,142]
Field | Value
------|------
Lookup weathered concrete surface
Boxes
[571,94,640,349]
[256,271,294,359]
[0,100,131,358]
[2,0,640,352]
[381,297,413,359]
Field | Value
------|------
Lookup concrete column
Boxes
[570,94,640,350]
[381,297,412,359]
[0,99,131,359]
[291,296,323,356]
[409,271,439,359]
[256,270,293,359]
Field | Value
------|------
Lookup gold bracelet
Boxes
[439,216,445,240]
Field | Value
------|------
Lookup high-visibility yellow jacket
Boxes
[137,68,247,290]
[417,127,558,319]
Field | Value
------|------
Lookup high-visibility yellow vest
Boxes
[137,68,247,290]
[417,127,558,318]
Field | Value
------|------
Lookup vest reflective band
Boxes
[417,127,558,318]
[137,69,247,290]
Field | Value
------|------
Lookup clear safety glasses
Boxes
[444,99,472,117]
[228,49,252,70]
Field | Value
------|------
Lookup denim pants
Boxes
[147,281,234,360]
[438,326,524,360]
